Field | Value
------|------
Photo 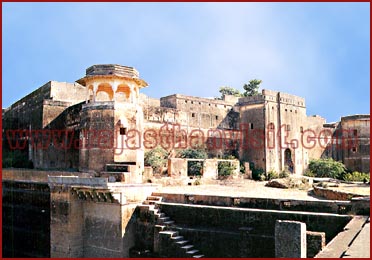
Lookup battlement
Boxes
[160,94,235,109]
[238,89,306,107]
[341,114,370,121]
[86,64,140,78]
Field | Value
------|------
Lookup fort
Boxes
[2,64,370,258]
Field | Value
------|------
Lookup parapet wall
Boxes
[153,192,352,214]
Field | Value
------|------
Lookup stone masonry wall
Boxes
[2,181,51,257]
[158,203,351,243]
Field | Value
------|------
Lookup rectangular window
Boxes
[192,113,195,118]
[286,125,291,131]
[353,129,358,136]
[251,123,254,129]
[120,127,127,135]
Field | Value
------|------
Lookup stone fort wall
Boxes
[2,68,370,174]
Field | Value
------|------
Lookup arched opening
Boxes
[96,83,113,101]
[116,84,131,102]
[284,148,294,173]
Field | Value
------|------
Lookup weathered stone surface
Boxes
[158,202,351,244]
[313,185,369,201]
[265,178,289,189]
[2,181,51,257]
[306,231,326,258]
[275,220,307,258]
[154,192,354,214]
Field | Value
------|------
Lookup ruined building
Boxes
[2,64,370,258]
[2,64,370,175]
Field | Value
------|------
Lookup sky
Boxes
[2,2,370,123]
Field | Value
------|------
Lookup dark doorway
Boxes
[284,148,294,173]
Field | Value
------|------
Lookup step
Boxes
[159,230,178,237]
[193,255,204,258]
[152,209,160,215]
[163,221,175,225]
[181,245,194,251]
[155,224,166,231]
[175,240,189,245]
[143,200,156,205]
[138,205,150,210]
[147,196,162,201]
[186,250,199,255]
[147,204,159,211]
[170,236,184,241]
[158,217,170,223]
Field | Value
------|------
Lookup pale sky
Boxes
[2,2,370,122]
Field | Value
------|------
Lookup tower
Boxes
[76,64,148,182]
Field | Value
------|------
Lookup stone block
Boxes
[306,231,325,257]
[275,220,306,258]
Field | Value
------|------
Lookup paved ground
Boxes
[343,221,370,258]
[158,179,320,200]
[328,183,370,196]
[157,179,370,201]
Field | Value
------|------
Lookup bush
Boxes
[144,146,169,174]
[251,163,264,181]
[256,169,280,181]
[307,158,346,179]
[188,161,203,176]
[177,147,208,159]
[218,161,237,178]
[266,169,279,180]
[279,170,290,178]
[343,172,370,182]
[303,169,316,177]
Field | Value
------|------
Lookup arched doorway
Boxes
[284,148,294,173]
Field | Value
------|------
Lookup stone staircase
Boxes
[140,195,204,258]
[100,163,136,183]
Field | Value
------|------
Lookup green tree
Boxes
[144,146,169,174]
[178,147,208,159]
[307,158,346,179]
[218,86,242,99]
[243,79,262,97]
